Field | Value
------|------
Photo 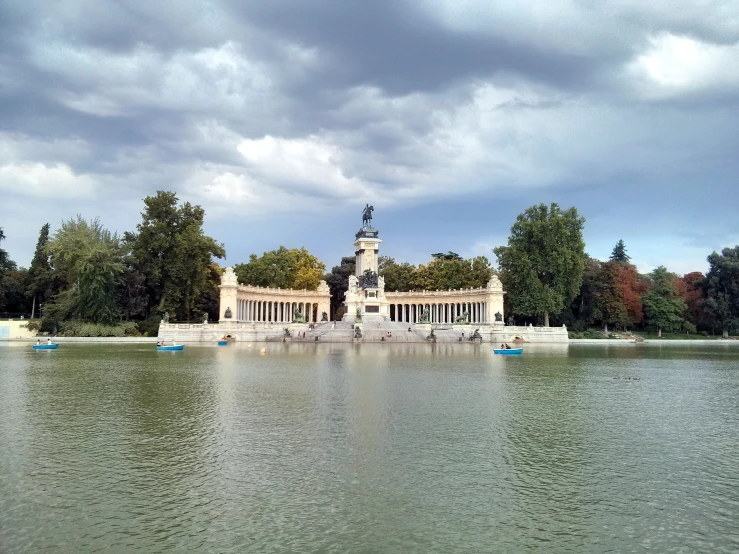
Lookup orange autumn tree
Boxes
[593,261,646,332]
[678,272,706,330]
[616,263,646,328]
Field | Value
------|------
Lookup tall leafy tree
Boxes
[27,223,53,319]
[2,268,30,314]
[324,256,355,319]
[381,259,418,292]
[642,266,687,337]
[560,255,601,329]
[609,239,631,263]
[0,227,8,269]
[411,256,492,291]
[593,261,629,332]
[703,247,739,338]
[0,227,8,310]
[45,216,124,324]
[0,227,18,312]
[234,246,325,290]
[616,263,646,327]
[127,191,226,322]
[678,272,707,330]
[494,203,586,326]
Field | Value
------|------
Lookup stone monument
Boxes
[342,206,391,323]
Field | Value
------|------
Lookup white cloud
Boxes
[0,163,96,198]
[237,135,369,198]
[627,33,739,98]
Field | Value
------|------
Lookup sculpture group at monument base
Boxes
[157,321,569,343]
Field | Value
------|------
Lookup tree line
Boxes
[0,191,225,336]
[493,203,739,338]
[2,198,737,337]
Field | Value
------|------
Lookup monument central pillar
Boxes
[342,205,390,323]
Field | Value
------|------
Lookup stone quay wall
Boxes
[158,322,569,343]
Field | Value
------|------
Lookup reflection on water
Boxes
[1,343,738,552]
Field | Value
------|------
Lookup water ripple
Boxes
[1,343,737,552]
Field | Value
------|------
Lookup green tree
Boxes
[324,256,355,319]
[642,266,687,337]
[494,203,586,326]
[2,268,30,314]
[127,191,226,322]
[609,239,631,263]
[409,256,491,291]
[380,260,417,292]
[703,246,739,338]
[431,251,463,261]
[45,216,124,324]
[27,223,53,319]
[0,227,9,310]
[560,255,601,330]
[234,247,326,290]
[0,228,28,314]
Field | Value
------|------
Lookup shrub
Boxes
[57,321,140,337]
[137,316,161,337]
[569,329,605,339]
[25,319,42,332]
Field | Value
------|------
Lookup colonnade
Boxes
[390,301,487,324]
[235,299,318,323]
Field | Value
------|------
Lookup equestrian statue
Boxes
[362,204,374,227]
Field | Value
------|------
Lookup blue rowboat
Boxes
[157,344,184,351]
[494,348,523,355]
[33,343,58,350]
[217,340,228,346]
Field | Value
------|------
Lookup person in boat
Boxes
[500,344,505,349]
[36,339,41,345]
[47,338,52,344]
[505,343,511,349]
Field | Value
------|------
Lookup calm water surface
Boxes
[1,342,738,553]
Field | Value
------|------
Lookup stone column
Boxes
[218,267,238,323]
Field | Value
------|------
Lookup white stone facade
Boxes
[385,276,505,325]
[219,267,331,324]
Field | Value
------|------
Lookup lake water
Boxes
[1,342,738,553]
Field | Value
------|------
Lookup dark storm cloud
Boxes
[224,0,601,94]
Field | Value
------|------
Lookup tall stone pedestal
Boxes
[342,225,390,323]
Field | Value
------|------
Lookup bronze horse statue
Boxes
[362,204,374,227]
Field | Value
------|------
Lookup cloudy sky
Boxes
[1,0,738,274]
